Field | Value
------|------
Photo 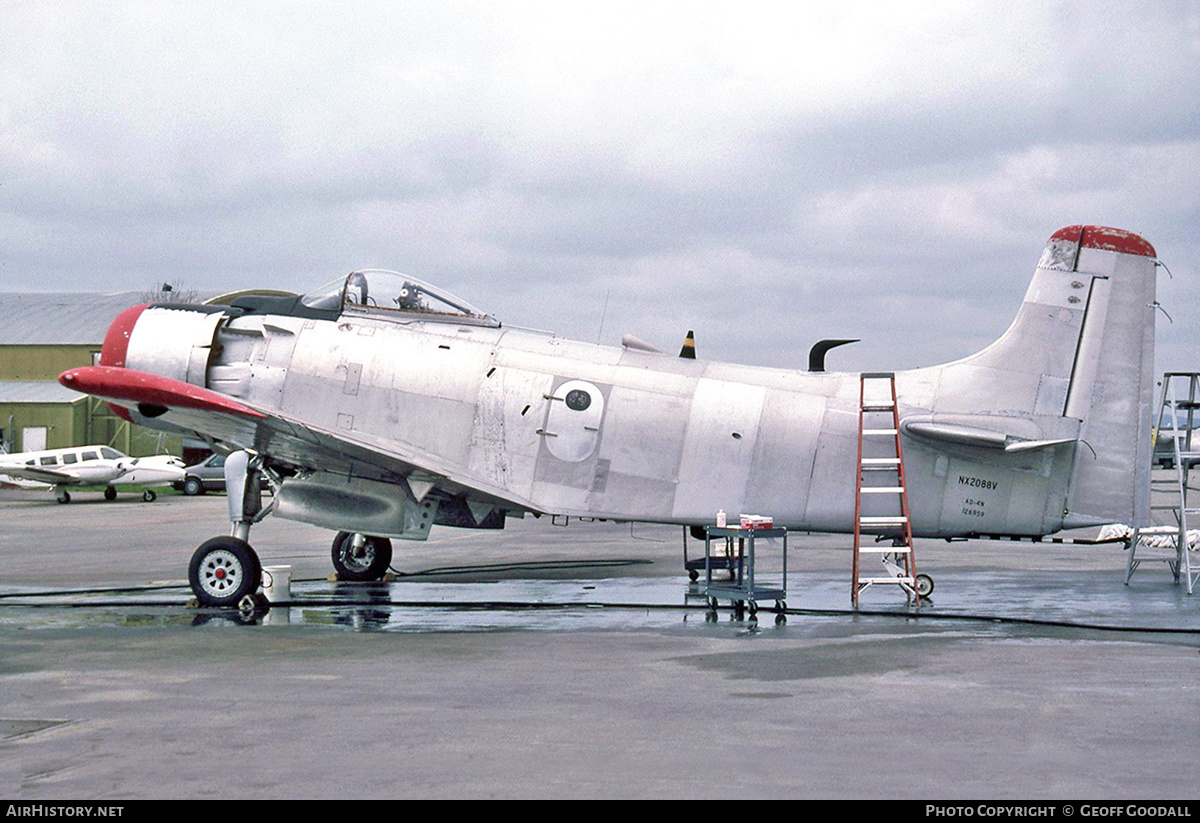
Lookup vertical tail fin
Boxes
[911,226,1157,535]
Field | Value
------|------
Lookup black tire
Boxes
[916,573,935,598]
[183,477,204,496]
[189,536,262,607]
[331,531,393,581]
[56,490,70,504]
[104,485,117,501]
[142,489,157,502]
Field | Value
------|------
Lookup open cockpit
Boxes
[213,270,499,327]
[302,270,499,326]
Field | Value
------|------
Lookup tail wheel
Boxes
[916,573,935,598]
[331,531,393,581]
[189,536,262,607]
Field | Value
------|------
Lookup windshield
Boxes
[300,270,498,326]
[300,279,345,312]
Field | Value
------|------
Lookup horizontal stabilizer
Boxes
[902,419,1076,452]
[1003,437,1078,454]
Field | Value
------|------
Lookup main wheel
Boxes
[56,490,71,504]
[189,536,262,607]
[331,531,393,581]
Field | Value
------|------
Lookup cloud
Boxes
[1,0,1197,374]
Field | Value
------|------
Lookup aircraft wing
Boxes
[58,365,538,514]
[0,465,78,484]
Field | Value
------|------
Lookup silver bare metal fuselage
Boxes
[114,227,1156,542]
[197,311,1067,540]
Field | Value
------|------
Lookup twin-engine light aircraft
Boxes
[58,225,1159,607]
[0,446,185,503]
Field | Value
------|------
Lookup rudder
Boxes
[1055,226,1158,528]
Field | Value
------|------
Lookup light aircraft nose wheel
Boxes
[916,573,934,599]
[104,485,117,501]
[189,536,262,608]
[331,531,393,581]
[142,489,157,502]
[56,490,71,504]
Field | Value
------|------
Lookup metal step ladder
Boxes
[852,372,920,608]
[1126,372,1199,594]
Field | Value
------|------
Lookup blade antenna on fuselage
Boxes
[679,330,696,359]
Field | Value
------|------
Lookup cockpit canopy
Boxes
[300,270,498,327]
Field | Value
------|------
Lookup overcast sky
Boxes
[2,0,1197,375]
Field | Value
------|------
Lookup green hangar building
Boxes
[0,292,187,459]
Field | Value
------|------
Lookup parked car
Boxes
[177,453,226,495]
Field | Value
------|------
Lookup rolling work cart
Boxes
[702,525,788,623]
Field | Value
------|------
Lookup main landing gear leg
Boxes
[188,450,274,608]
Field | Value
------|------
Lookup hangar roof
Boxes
[0,292,145,346]
[0,380,85,404]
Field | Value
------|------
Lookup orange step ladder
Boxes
[852,372,921,608]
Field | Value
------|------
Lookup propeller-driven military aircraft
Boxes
[57,225,1158,607]
[0,445,185,502]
